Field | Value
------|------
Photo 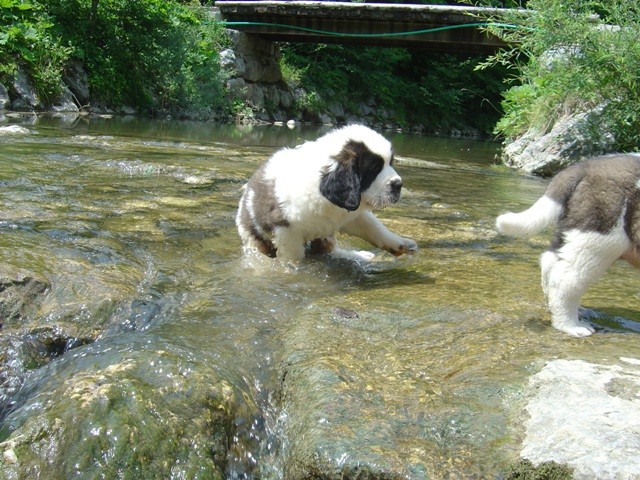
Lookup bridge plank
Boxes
[216,1,518,52]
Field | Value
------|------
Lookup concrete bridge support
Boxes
[218,26,294,122]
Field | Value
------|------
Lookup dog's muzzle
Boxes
[389,178,402,203]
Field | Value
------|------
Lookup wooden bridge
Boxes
[215,1,518,53]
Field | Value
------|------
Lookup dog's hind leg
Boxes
[540,250,559,297]
[543,225,631,337]
[543,248,595,337]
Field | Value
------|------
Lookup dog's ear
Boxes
[320,146,361,211]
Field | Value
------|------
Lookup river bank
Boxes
[1,38,618,177]
[1,117,639,479]
[0,23,493,141]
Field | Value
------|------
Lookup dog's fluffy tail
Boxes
[496,195,563,237]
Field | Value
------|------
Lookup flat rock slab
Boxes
[522,358,640,479]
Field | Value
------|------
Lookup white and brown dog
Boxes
[236,124,418,262]
[496,154,640,337]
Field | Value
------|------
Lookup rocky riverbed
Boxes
[1,118,639,479]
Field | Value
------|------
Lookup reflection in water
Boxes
[1,116,639,478]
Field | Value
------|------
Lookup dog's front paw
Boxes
[388,238,418,256]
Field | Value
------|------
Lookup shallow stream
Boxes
[0,115,638,479]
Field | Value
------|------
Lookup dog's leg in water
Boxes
[341,210,417,256]
[541,227,631,337]
[540,250,595,337]
[307,236,337,255]
[272,227,306,262]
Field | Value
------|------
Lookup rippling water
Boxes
[1,115,638,479]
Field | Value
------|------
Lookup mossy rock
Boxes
[0,271,49,328]
[503,459,574,480]
[0,338,240,479]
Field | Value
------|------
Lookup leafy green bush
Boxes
[280,42,506,133]
[3,0,508,129]
[41,0,230,114]
[482,0,640,150]
[280,43,410,119]
[0,0,71,103]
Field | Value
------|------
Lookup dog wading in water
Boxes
[236,125,418,262]
[496,154,640,337]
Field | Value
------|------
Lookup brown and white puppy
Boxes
[496,154,640,337]
[236,124,418,262]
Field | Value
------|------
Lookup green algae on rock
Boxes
[1,339,238,479]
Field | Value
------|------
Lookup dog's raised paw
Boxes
[390,238,418,256]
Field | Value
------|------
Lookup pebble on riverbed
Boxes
[333,307,359,319]
[2,448,18,464]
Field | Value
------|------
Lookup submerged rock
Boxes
[521,358,640,479]
[0,326,92,429]
[0,125,30,135]
[0,270,68,416]
[0,338,239,480]
[0,271,49,327]
[276,305,518,479]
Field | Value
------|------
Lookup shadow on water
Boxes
[1,116,639,478]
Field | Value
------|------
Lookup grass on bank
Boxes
[480,0,640,151]
[1,0,231,116]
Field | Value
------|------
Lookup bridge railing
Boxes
[215,1,525,52]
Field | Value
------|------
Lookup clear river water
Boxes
[0,115,638,479]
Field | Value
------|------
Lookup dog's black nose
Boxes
[390,178,402,194]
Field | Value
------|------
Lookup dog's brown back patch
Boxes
[547,155,640,248]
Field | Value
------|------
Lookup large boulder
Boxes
[49,84,79,113]
[2,58,86,113]
[501,106,615,177]
[0,83,9,110]
[5,66,80,113]
[521,358,640,479]
[61,59,90,106]
[9,68,43,111]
